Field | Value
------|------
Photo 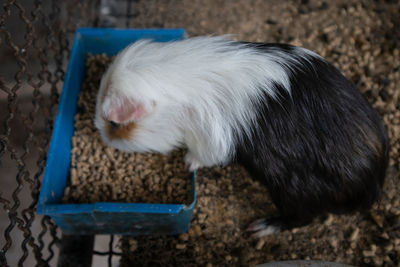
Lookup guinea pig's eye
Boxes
[108,120,120,130]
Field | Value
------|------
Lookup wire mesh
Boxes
[0,0,136,266]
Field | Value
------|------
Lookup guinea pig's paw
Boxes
[184,152,203,171]
[246,218,282,238]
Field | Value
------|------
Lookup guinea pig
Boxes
[94,36,388,238]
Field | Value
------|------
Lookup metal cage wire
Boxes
[0,0,138,266]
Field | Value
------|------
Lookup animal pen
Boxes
[1,0,400,267]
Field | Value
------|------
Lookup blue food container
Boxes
[37,28,196,235]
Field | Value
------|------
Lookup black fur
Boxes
[236,43,389,232]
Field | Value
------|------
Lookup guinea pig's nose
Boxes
[109,120,120,129]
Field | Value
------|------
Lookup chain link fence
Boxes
[0,1,137,266]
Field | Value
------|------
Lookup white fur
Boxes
[94,36,317,170]
[246,218,281,237]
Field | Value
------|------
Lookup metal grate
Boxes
[0,0,137,266]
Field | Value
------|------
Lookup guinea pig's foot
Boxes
[184,152,203,171]
[246,217,283,238]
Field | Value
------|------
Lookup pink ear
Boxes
[105,97,145,123]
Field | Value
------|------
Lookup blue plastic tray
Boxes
[37,28,196,235]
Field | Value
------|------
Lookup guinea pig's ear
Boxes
[104,96,146,123]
